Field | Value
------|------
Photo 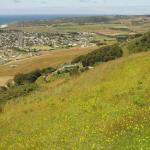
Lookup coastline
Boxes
[0,14,81,25]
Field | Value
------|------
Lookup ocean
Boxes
[0,14,82,25]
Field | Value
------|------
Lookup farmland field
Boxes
[9,23,131,34]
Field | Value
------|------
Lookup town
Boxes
[0,29,95,64]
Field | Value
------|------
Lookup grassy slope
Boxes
[0,52,150,149]
[127,32,150,53]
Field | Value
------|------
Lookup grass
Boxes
[127,32,150,53]
[130,22,150,33]
[31,45,52,51]
[0,47,95,85]
[0,52,150,149]
[94,34,115,41]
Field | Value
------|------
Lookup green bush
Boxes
[0,86,7,92]
[14,70,42,85]
[14,67,56,85]
[40,67,56,75]
[128,32,150,53]
[0,83,37,104]
[0,66,55,105]
[71,55,85,64]
[72,44,123,66]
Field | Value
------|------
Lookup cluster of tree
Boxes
[128,32,150,53]
[14,70,42,85]
[0,66,56,105]
[110,27,130,31]
[14,67,56,85]
[116,35,129,42]
[72,44,123,66]
[116,33,143,43]
[0,83,37,104]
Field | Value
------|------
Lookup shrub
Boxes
[0,86,7,92]
[71,55,85,64]
[128,32,150,53]
[14,67,56,85]
[69,66,80,77]
[0,66,55,105]
[80,67,89,73]
[7,80,15,88]
[14,70,41,85]
[40,67,56,75]
[0,83,38,104]
[72,44,123,67]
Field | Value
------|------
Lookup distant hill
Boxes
[128,32,150,53]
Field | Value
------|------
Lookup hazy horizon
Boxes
[0,0,150,15]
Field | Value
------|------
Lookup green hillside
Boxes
[0,52,150,150]
[128,32,150,53]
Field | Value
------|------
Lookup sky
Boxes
[0,0,150,15]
